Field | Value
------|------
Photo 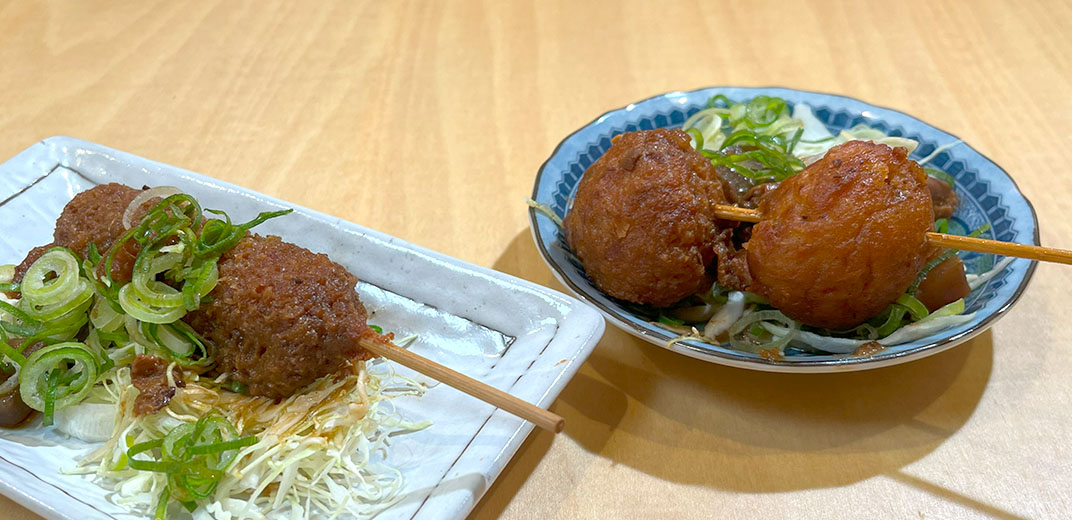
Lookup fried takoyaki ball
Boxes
[746,141,935,329]
[563,129,730,307]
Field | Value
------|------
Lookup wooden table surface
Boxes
[2,0,1071,518]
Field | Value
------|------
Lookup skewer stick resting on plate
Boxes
[713,205,1072,265]
[358,338,565,433]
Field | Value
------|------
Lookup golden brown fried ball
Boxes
[745,141,935,329]
[563,129,729,307]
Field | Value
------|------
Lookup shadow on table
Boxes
[471,229,995,518]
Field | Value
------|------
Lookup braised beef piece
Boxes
[132,354,184,416]
[928,176,959,220]
[915,255,971,312]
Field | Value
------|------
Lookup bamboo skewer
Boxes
[926,233,1072,264]
[713,205,763,224]
[713,205,1072,265]
[359,338,565,433]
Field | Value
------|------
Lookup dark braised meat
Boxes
[746,141,936,329]
[927,176,959,220]
[0,368,33,426]
[915,255,971,312]
[131,354,185,416]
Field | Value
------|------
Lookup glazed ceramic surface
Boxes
[530,87,1037,372]
[0,137,605,520]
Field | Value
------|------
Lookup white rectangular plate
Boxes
[0,137,605,520]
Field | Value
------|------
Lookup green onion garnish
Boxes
[688,95,806,182]
[18,342,100,425]
[126,415,257,518]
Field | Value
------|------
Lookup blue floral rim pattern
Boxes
[529,87,1039,371]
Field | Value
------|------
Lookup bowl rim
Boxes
[529,85,1040,372]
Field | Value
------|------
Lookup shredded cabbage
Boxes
[791,103,919,159]
[71,362,428,519]
[967,256,1016,291]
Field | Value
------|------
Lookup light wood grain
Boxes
[2,0,1072,519]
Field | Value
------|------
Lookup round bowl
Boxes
[528,86,1038,372]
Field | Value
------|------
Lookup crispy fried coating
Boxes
[184,235,375,399]
[563,129,730,307]
[746,141,935,329]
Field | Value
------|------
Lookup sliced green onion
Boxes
[729,310,799,353]
[0,300,40,329]
[21,278,94,322]
[21,249,82,306]
[162,421,197,460]
[18,342,100,424]
[42,371,58,426]
[187,435,257,456]
[706,94,732,109]
[786,127,804,154]
[196,209,292,258]
[22,313,90,345]
[155,486,171,520]
[89,294,124,331]
[141,322,197,358]
[118,284,186,324]
[171,322,210,357]
[876,305,909,338]
[126,415,257,515]
[179,260,218,311]
[0,337,26,367]
[130,251,185,308]
[128,438,164,458]
[919,298,965,323]
[685,128,704,150]
[896,294,930,321]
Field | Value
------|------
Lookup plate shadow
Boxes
[482,228,992,496]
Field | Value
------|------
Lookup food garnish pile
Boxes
[0,185,427,519]
[536,95,1010,357]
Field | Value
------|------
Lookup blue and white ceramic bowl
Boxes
[529,87,1039,372]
